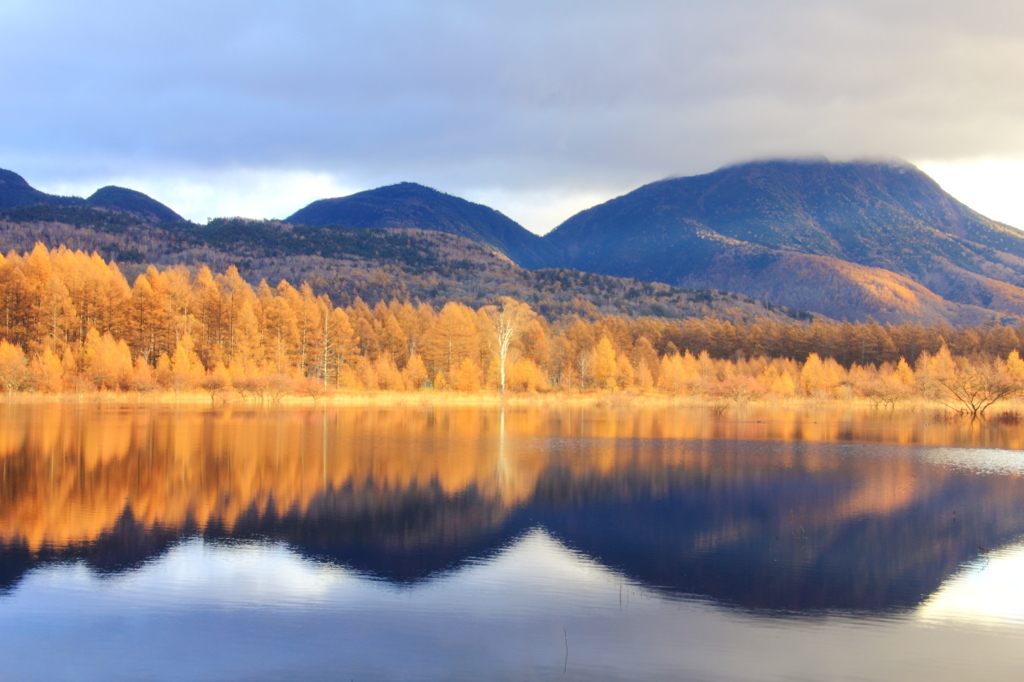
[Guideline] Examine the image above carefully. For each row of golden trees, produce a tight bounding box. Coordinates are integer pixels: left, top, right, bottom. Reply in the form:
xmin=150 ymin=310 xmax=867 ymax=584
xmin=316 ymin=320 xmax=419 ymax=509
xmin=1 ymin=244 xmax=1024 ymax=414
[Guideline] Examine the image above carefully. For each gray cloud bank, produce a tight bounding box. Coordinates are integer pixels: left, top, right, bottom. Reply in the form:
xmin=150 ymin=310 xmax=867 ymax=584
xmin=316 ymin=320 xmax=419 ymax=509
xmin=2 ymin=1 xmax=1024 ymax=230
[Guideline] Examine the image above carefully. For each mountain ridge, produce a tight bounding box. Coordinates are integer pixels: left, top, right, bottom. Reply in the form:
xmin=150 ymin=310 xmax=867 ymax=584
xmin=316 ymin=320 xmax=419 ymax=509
xmin=86 ymin=186 xmax=183 ymax=222
xmin=6 ymin=159 xmax=1024 ymax=325
xmin=543 ymin=158 xmax=1024 ymax=323
xmin=0 ymin=169 xmax=82 ymax=209
xmin=286 ymin=181 xmax=557 ymax=269
xmin=0 ymin=207 xmax=809 ymax=324
xmin=0 ymin=168 xmax=181 ymax=221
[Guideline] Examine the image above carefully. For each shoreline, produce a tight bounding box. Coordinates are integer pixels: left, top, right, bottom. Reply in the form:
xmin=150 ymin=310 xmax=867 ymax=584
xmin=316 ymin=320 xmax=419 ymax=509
xmin=3 ymin=389 xmax=1021 ymax=416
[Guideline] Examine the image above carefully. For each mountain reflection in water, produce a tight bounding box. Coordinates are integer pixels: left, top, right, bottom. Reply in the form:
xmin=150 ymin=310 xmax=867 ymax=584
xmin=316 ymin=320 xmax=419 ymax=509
xmin=3 ymin=403 xmax=1024 ymax=619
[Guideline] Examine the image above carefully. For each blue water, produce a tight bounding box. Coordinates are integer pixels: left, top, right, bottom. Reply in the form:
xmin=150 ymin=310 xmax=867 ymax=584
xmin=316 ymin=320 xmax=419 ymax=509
xmin=2 ymin=405 xmax=1024 ymax=681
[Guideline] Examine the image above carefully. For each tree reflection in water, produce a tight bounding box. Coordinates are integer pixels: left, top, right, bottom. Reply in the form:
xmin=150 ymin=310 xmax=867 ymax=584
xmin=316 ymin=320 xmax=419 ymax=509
xmin=2 ymin=403 xmax=1024 ymax=615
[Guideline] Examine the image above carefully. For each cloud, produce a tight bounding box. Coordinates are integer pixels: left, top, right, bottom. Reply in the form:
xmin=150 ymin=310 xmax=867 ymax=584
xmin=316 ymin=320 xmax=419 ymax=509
xmin=3 ymin=1 xmax=1024 ymax=232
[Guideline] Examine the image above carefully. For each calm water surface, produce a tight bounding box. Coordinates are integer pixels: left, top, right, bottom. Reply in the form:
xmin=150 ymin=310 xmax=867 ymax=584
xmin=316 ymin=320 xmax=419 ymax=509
xmin=2 ymin=403 xmax=1024 ymax=681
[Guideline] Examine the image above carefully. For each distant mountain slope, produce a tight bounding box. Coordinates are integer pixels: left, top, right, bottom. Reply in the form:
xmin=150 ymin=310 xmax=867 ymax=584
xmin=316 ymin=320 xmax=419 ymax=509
xmin=8 ymin=160 xmax=1024 ymax=325
xmin=0 ymin=169 xmax=82 ymax=208
xmin=692 ymin=251 xmax=994 ymax=325
xmin=544 ymin=159 xmax=1024 ymax=322
xmin=0 ymin=169 xmax=181 ymax=221
xmin=286 ymin=182 xmax=557 ymax=269
xmin=86 ymin=186 xmax=182 ymax=222
xmin=0 ymin=207 xmax=811 ymax=324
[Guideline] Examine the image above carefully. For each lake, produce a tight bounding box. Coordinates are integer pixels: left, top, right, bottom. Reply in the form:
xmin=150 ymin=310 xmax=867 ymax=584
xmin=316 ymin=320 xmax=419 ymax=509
xmin=2 ymin=403 xmax=1024 ymax=681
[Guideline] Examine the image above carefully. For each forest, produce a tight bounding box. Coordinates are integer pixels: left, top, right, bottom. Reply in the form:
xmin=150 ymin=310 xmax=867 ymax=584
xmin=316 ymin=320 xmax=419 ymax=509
xmin=0 ymin=209 xmax=812 ymax=322
xmin=1 ymin=244 xmax=1024 ymax=416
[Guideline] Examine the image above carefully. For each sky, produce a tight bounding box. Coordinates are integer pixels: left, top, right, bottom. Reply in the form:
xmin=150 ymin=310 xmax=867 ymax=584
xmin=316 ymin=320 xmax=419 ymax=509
xmin=3 ymin=0 xmax=1024 ymax=234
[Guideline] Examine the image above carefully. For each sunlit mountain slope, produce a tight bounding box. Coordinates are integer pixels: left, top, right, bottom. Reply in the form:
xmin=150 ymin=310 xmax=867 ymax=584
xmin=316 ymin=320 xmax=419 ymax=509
xmin=544 ymin=159 xmax=1024 ymax=322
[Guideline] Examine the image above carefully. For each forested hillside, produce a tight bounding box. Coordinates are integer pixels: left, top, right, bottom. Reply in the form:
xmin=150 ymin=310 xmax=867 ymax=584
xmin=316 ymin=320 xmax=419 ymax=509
xmin=544 ymin=159 xmax=1024 ymax=323
xmin=287 ymin=182 xmax=557 ymax=268
xmin=0 ymin=207 xmax=806 ymax=323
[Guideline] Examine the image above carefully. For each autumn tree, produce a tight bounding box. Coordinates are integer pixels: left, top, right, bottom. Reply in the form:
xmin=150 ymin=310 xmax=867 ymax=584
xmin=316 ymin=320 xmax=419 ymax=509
xmin=402 ymin=353 xmax=428 ymax=390
xmin=200 ymin=363 xmax=232 ymax=405
xmin=81 ymin=328 xmax=133 ymax=390
xmin=508 ymin=358 xmax=548 ymax=392
xmin=657 ymin=353 xmax=686 ymax=395
xmin=635 ymin=359 xmax=654 ymax=391
xmin=314 ymin=304 xmax=357 ymax=387
xmin=933 ymin=353 xmax=1021 ymax=418
xmin=591 ymin=337 xmax=618 ymax=389
xmin=129 ymin=271 xmax=172 ymax=363
xmin=374 ymin=355 xmax=405 ymax=390
xmin=375 ymin=301 xmax=409 ymax=367
xmin=422 ymin=302 xmax=479 ymax=381
xmin=29 ymin=347 xmax=63 ymax=393
xmin=230 ymin=297 xmax=264 ymax=375
xmin=349 ymin=298 xmax=379 ymax=360
xmin=0 ymin=252 xmax=30 ymax=345
xmin=630 ymin=337 xmax=659 ymax=385
xmin=193 ymin=266 xmax=226 ymax=364
xmin=485 ymin=297 xmax=535 ymax=393
xmin=27 ymin=246 xmax=78 ymax=352
xmin=170 ymin=332 xmax=205 ymax=392
xmin=450 ymin=357 xmax=482 ymax=392
xmin=261 ymin=284 xmax=298 ymax=373
xmin=0 ymin=340 xmax=30 ymax=395
xmin=130 ymin=355 xmax=157 ymax=393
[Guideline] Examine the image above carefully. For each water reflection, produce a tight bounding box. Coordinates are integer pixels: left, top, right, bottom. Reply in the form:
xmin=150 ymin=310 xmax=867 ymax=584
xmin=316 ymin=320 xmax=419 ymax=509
xmin=2 ymin=403 xmax=1024 ymax=615
xmin=4 ymin=530 xmax=1024 ymax=682
xmin=917 ymin=540 xmax=1024 ymax=628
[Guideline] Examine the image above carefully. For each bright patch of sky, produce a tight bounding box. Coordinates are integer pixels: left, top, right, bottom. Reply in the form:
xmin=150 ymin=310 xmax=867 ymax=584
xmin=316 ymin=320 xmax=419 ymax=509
xmin=916 ymin=160 xmax=1024 ymax=230
xmin=46 ymin=169 xmax=360 ymax=224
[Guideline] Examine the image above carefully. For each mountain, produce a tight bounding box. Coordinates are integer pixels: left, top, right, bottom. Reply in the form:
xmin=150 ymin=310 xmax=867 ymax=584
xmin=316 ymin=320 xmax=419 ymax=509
xmin=8 ymin=159 xmax=1024 ymax=325
xmin=0 ymin=169 xmax=181 ymax=221
xmin=86 ymin=186 xmax=182 ymax=222
xmin=0 ymin=207 xmax=810 ymax=323
xmin=286 ymin=182 xmax=557 ymax=269
xmin=544 ymin=159 xmax=1024 ymax=323
xmin=0 ymin=169 xmax=82 ymax=209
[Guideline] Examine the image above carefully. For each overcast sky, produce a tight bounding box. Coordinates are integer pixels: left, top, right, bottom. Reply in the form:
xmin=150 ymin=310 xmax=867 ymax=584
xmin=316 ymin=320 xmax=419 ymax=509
xmin=3 ymin=0 xmax=1024 ymax=233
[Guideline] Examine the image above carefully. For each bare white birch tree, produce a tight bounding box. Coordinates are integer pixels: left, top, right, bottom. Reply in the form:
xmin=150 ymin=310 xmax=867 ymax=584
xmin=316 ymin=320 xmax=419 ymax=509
xmin=487 ymin=297 xmax=534 ymax=394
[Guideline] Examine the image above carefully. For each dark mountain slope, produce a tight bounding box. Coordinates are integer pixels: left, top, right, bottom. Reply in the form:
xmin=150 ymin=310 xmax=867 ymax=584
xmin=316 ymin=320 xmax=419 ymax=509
xmin=0 ymin=169 xmax=82 ymax=208
xmin=86 ymin=186 xmax=182 ymax=222
xmin=544 ymin=159 xmax=1024 ymax=322
xmin=0 ymin=169 xmax=181 ymax=222
xmin=286 ymin=182 xmax=557 ymax=269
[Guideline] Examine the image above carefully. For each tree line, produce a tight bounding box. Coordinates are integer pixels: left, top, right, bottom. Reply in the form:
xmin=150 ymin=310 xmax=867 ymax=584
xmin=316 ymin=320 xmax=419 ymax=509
xmin=1 ymin=244 xmax=1023 ymax=415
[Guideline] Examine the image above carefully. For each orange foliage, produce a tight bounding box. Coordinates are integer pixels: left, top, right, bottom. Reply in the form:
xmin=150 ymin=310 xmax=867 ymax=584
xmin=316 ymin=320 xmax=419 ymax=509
xmin=1 ymin=244 xmax=1024 ymax=406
